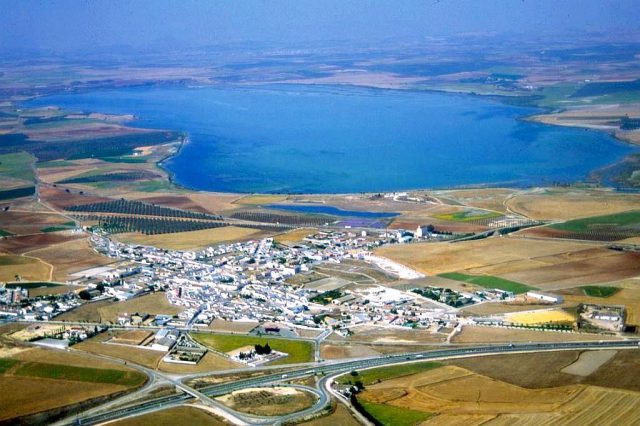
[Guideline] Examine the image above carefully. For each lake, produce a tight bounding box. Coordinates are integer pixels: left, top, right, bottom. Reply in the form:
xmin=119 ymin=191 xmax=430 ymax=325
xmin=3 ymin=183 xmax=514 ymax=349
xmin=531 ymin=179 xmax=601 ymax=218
xmin=25 ymin=85 xmax=636 ymax=193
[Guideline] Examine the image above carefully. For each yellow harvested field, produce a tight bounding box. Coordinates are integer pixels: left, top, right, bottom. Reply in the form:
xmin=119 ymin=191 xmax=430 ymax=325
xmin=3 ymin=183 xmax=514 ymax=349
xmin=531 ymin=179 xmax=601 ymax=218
xmin=96 ymin=292 xmax=182 ymax=323
xmin=505 ymin=309 xmax=575 ymax=325
xmin=452 ymin=325 xmax=620 ymax=344
xmin=505 ymin=189 xmax=640 ymax=221
xmin=235 ymin=194 xmax=287 ymax=205
xmin=117 ymin=226 xmax=265 ymax=250
xmin=273 ymin=227 xmax=317 ymax=244
xmin=111 ymin=330 xmax=153 ymax=345
xmin=0 ymin=255 xmax=52 ymax=282
xmin=26 ymin=237 xmax=116 ymax=280
xmin=376 ymin=237 xmax=596 ymax=276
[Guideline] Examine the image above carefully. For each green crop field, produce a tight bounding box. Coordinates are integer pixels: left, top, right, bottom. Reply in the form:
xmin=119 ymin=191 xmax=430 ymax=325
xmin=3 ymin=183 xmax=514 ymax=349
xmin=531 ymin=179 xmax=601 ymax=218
xmin=191 ymin=333 xmax=314 ymax=365
xmin=14 ymin=361 xmax=146 ymax=386
xmin=41 ymin=222 xmax=76 ymax=233
xmin=439 ymin=272 xmax=534 ymax=294
xmin=338 ymin=362 xmax=442 ymax=386
xmin=551 ymin=211 xmax=640 ymax=233
xmin=433 ymin=210 xmax=502 ymax=222
xmin=582 ymin=286 xmax=621 ymax=298
xmin=0 ymin=358 xmax=19 ymax=374
xmin=0 ymin=152 xmax=35 ymax=182
xmin=359 ymin=401 xmax=433 ymax=426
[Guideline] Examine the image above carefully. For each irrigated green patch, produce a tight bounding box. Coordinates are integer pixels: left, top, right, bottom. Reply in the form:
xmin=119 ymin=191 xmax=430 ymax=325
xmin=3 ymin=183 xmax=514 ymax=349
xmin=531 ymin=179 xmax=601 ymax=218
xmin=359 ymin=401 xmax=433 ymax=426
xmin=0 ymin=229 xmax=13 ymax=237
xmin=433 ymin=210 xmax=501 ymax=222
xmin=582 ymin=286 xmax=621 ymax=298
xmin=0 ymin=152 xmax=35 ymax=182
xmin=338 ymin=362 xmax=442 ymax=386
xmin=14 ymin=362 xmax=146 ymax=387
xmin=0 ymin=186 xmax=35 ymax=201
xmin=191 ymin=333 xmax=314 ymax=365
xmin=551 ymin=210 xmax=640 ymax=233
xmin=439 ymin=272 xmax=534 ymax=294
xmin=41 ymin=222 xmax=76 ymax=233
xmin=37 ymin=160 xmax=76 ymax=168
xmin=0 ymin=358 xmax=19 ymax=374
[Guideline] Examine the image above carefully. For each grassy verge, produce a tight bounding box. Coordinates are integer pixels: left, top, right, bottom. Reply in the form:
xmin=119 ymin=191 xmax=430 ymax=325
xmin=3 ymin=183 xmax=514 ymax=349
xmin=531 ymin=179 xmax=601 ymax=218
xmin=191 ymin=333 xmax=314 ymax=365
xmin=359 ymin=401 xmax=433 ymax=426
xmin=582 ymin=286 xmax=621 ymax=298
xmin=551 ymin=210 xmax=640 ymax=233
xmin=439 ymin=272 xmax=533 ymax=294
xmin=338 ymin=362 xmax=442 ymax=386
xmin=14 ymin=362 xmax=146 ymax=386
xmin=0 ymin=358 xmax=19 ymax=374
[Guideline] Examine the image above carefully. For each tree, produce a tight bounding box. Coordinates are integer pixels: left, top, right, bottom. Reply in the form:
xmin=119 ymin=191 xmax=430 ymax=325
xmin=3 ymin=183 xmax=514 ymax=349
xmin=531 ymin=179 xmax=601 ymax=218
xmin=78 ymin=290 xmax=92 ymax=300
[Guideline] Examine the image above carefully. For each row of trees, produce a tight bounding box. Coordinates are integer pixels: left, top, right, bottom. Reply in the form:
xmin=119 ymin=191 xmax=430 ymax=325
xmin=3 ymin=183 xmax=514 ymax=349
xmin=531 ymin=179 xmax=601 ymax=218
xmin=231 ymin=211 xmax=332 ymax=226
xmin=66 ymin=199 xmax=223 ymax=220
xmin=74 ymin=214 xmax=229 ymax=235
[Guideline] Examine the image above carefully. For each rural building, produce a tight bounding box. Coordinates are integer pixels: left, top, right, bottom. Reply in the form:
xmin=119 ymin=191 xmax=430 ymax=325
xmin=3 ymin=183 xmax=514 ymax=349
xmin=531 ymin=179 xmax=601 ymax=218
xmin=526 ymin=291 xmax=564 ymax=304
xmin=151 ymin=328 xmax=180 ymax=351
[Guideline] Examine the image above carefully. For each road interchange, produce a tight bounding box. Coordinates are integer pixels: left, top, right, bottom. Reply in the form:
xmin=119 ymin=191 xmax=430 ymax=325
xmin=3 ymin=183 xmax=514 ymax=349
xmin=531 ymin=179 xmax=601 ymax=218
xmin=64 ymin=339 xmax=640 ymax=426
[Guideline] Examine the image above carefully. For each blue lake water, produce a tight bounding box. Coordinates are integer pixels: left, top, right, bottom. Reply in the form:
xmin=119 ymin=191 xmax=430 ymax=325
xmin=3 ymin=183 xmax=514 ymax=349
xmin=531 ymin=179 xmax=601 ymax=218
xmin=265 ymin=204 xmax=399 ymax=218
xmin=25 ymin=85 xmax=636 ymax=193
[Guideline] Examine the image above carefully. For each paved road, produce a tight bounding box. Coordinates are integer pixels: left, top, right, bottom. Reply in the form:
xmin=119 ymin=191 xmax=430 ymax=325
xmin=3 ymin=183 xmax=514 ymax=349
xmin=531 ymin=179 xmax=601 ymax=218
xmin=67 ymin=339 xmax=639 ymax=425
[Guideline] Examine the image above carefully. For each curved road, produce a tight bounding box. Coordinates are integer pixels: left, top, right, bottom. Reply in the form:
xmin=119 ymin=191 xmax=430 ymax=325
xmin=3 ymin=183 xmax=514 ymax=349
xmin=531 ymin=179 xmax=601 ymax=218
xmin=69 ymin=339 xmax=640 ymax=425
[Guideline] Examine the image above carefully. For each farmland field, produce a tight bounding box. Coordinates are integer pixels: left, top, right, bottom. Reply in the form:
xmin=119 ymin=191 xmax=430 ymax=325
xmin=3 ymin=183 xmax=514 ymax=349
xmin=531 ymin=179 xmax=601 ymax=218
xmin=0 ymin=254 xmax=52 ymax=281
xmin=116 ymin=225 xmax=265 ymax=250
xmin=377 ymin=237 xmax=640 ymax=290
xmin=96 ymin=292 xmax=183 ymax=323
xmin=356 ymin=360 xmax=640 ymax=425
xmin=337 ymin=362 xmax=442 ymax=386
xmin=111 ymin=406 xmax=226 ymax=426
xmin=192 ymin=333 xmax=314 ymax=365
xmin=359 ymin=400 xmax=433 ymax=426
xmin=300 ymin=404 xmax=360 ymax=426
xmin=452 ymin=325 xmax=620 ymax=344
xmin=581 ymin=285 xmax=621 ymax=298
xmin=504 ymin=309 xmax=576 ymax=325
xmin=439 ymin=272 xmax=533 ymax=294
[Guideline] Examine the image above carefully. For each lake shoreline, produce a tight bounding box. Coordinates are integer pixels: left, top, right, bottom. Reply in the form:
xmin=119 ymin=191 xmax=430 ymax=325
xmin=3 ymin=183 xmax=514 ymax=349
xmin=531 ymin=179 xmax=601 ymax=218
xmin=22 ymin=81 xmax=639 ymax=195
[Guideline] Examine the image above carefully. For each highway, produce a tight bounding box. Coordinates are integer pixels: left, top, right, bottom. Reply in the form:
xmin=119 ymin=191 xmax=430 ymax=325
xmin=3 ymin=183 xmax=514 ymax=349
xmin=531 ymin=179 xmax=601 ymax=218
xmin=68 ymin=339 xmax=640 ymax=426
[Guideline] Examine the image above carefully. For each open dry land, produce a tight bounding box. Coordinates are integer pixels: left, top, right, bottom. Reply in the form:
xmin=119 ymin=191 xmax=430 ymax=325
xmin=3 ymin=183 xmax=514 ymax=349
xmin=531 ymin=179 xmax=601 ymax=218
xmin=216 ymin=387 xmax=317 ymax=416
xmin=376 ymin=236 xmax=640 ymax=290
xmin=452 ymin=325 xmax=620 ymax=344
xmin=159 ymin=351 xmax=239 ymax=374
xmin=357 ymin=358 xmax=640 ymax=426
xmin=330 ymin=325 xmax=447 ymax=345
xmin=110 ymin=405 xmax=227 ymax=426
xmin=73 ymin=331 xmax=164 ymax=369
xmin=320 ymin=343 xmax=382 ymax=360
xmin=505 ymin=188 xmax=640 ymax=221
xmin=96 ymin=292 xmax=183 ymax=323
xmin=273 ymin=227 xmax=317 ymax=245
xmin=300 ymin=403 xmax=361 ymax=426
xmin=0 ymin=347 xmax=145 ymax=423
xmin=116 ymin=226 xmax=266 ymax=250
xmin=25 ymin=236 xmax=117 ymax=280
xmin=0 ymin=254 xmax=52 ymax=281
